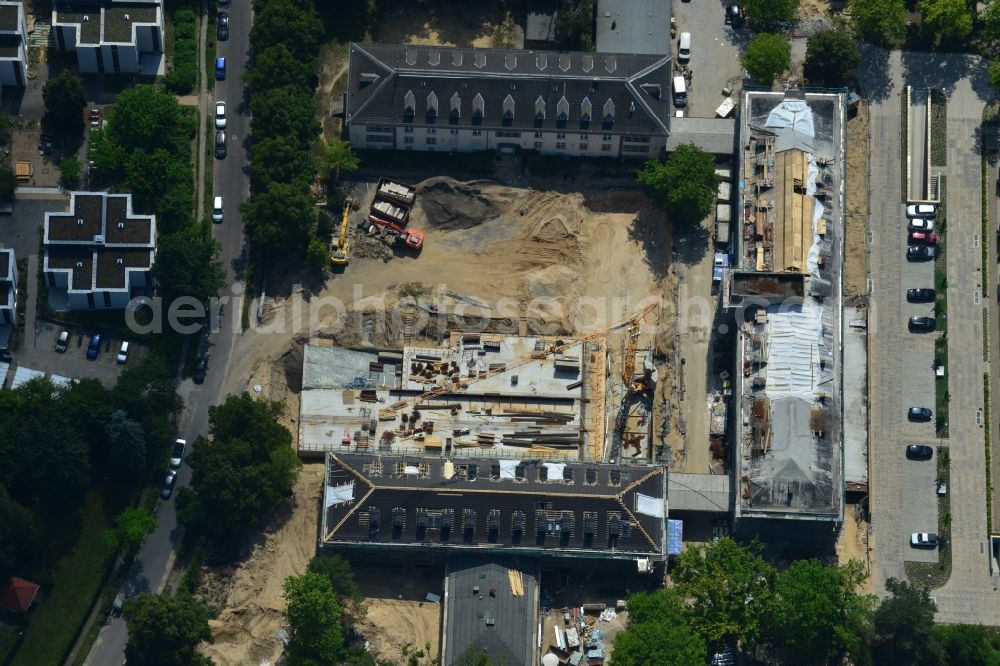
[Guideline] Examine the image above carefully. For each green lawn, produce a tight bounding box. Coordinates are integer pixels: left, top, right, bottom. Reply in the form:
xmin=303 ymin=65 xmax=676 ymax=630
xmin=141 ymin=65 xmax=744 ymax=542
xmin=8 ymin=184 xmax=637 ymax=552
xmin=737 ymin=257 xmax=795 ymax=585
xmin=11 ymin=491 xmax=116 ymax=666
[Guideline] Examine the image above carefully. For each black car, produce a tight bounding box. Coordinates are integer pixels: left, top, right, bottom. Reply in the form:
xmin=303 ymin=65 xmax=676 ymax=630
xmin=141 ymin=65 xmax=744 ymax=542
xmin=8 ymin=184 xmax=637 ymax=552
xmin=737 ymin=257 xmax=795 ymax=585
xmin=907 ymin=245 xmax=935 ymax=261
xmin=906 ymin=444 xmax=933 ymax=460
xmin=906 ymin=288 xmax=935 ymax=303
xmin=215 ymin=130 xmax=227 ymax=159
xmin=725 ymin=5 xmax=743 ymax=27
xmin=193 ymin=358 xmax=207 ymax=384
xmin=217 ymin=12 xmax=229 ymax=40
xmin=908 ymin=406 xmax=933 ymax=421
xmin=909 ymin=316 xmax=936 ymax=332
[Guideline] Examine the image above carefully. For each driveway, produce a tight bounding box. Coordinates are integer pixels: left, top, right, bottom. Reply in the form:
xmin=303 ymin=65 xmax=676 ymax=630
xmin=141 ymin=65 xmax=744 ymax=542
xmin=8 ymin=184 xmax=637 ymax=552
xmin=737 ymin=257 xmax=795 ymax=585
xmin=671 ymin=0 xmax=746 ymax=118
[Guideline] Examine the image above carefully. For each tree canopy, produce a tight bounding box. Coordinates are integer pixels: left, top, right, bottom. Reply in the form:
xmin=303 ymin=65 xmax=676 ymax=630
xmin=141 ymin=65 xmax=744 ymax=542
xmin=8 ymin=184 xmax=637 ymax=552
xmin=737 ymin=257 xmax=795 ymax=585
xmin=152 ymin=224 xmax=226 ymax=306
xmin=124 ymin=592 xmax=213 ymax=666
xmin=850 ymin=0 xmax=907 ymax=44
xmin=42 ymin=71 xmax=86 ymax=136
xmin=283 ymin=572 xmax=347 ymax=666
xmin=983 ymin=2 xmax=1000 ymax=47
xmin=103 ymin=506 xmax=156 ymax=557
xmin=320 ymin=137 xmax=360 ymax=182
xmin=637 ymin=144 xmax=720 ymax=226
xmin=308 ymin=553 xmax=362 ymax=605
xmin=871 ymin=577 xmax=941 ymax=665
xmin=106 ymin=409 xmax=147 ymax=484
xmin=177 ymin=394 xmax=299 ymax=541
xmin=744 ymin=0 xmax=800 ymax=27
xmin=919 ymin=0 xmax=973 ymax=43
xmin=803 ymin=30 xmax=861 ymax=87
xmin=555 ymin=0 xmax=596 ymax=49
xmin=743 ymin=33 xmax=791 ymax=85
xmin=609 ymin=590 xmax=707 ymax=666
xmin=250 ymin=0 xmax=325 ymax=62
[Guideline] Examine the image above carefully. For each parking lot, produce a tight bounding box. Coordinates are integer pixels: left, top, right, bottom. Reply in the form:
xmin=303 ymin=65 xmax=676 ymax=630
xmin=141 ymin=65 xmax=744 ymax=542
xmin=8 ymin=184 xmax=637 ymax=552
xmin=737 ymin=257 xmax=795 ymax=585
xmin=902 ymin=445 xmax=941 ymax=564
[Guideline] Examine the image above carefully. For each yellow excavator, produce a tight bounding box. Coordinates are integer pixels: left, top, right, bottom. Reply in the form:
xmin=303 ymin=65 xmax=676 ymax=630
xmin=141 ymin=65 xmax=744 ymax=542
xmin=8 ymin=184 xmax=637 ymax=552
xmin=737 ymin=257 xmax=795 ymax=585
xmin=331 ymin=200 xmax=351 ymax=266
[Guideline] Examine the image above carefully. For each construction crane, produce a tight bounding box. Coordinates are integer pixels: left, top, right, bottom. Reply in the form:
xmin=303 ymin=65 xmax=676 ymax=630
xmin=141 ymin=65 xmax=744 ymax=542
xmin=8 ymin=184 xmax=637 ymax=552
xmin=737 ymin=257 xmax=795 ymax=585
xmin=331 ymin=200 xmax=351 ymax=266
xmin=378 ymin=302 xmax=658 ymax=419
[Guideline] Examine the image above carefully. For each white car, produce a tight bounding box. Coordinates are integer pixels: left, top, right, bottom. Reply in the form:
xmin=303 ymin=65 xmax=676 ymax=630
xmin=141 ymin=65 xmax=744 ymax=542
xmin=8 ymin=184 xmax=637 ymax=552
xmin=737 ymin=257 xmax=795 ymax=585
xmin=212 ymin=196 xmax=224 ymax=223
xmin=169 ymin=438 xmax=187 ymax=469
xmin=116 ymin=341 xmax=130 ymax=364
xmin=910 ymin=532 xmax=938 ymax=548
xmin=906 ymin=203 xmax=936 ymax=218
xmin=908 ymin=218 xmax=933 ymax=232
xmin=215 ymin=101 xmax=226 ymax=129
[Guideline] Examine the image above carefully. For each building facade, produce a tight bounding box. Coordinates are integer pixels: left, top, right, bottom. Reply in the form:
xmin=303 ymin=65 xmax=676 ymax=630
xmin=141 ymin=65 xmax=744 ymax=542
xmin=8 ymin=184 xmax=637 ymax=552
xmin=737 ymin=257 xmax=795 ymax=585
xmin=43 ymin=192 xmax=155 ymax=311
xmin=53 ymin=0 xmax=162 ymax=74
xmin=0 ymin=248 xmax=16 ymax=326
xmin=0 ymin=2 xmax=27 ymax=90
xmin=345 ymin=43 xmax=672 ymax=159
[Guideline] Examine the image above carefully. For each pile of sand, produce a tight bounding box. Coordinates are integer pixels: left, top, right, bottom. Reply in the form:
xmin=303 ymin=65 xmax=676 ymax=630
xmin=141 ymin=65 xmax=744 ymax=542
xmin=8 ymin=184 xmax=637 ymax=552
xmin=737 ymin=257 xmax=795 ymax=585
xmin=413 ymin=177 xmax=516 ymax=229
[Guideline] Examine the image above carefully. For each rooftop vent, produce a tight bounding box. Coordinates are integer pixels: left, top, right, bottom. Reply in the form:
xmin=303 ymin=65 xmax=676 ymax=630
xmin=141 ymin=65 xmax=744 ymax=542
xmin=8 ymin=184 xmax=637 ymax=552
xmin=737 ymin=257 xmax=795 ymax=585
xmin=83 ymin=15 xmax=90 ymax=21
xmin=115 ymin=257 xmax=123 ymax=265
xmin=75 ymin=261 xmax=83 ymax=268
xmin=93 ymin=234 xmax=104 ymax=243
xmin=117 ymin=221 xmax=125 ymax=229
xmin=76 ymin=218 xmax=84 ymax=225
xmin=359 ymin=72 xmax=379 ymax=89
xmin=124 ymin=13 xmax=130 ymax=20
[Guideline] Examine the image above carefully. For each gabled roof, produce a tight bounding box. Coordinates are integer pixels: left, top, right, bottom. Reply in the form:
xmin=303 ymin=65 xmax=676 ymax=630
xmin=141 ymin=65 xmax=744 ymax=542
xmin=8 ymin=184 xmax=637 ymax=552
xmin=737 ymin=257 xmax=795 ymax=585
xmin=321 ymin=453 xmax=666 ymax=558
xmin=0 ymin=576 xmax=39 ymax=612
xmin=346 ymin=43 xmax=672 ymax=136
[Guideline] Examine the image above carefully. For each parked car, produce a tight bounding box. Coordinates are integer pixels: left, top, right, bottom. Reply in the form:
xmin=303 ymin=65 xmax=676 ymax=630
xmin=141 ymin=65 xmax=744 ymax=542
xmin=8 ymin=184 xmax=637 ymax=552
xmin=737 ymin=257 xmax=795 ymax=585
xmin=908 ymin=231 xmax=937 ymax=245
xmin=160 ymin=470 xmax=178 ymax=500
xmin=112 ymin=592 xmax=125 ymax=617
xmin=55 ymin=330 xmax=69 ymax=353
xmin=678 ymin=32 xmax=691 ymax=64
xmin=910 ymin=532 xmax=938 ymax=548
xmin=217 ymin=11 xmax=229 ymax=40
xmin=906 ymin=288 xmax=935 ymax=303
xmin=215 ymin=56 xmax=226 ymax=80
xmin=908 ymin=406 xmax=933 ymax=421
xmin=169 ymin=438 xmax=187 ymax=469
xmin=908 ymin=218 xmax=934 ymax=232
xmin=909 ymin=316 xmax=936 ymax=332
xmin=215 ymin=130 xmax=227 ymax=159
xmin=907 ymin=245 xmax=936 ymax=261
xmin=215 ymin=101 xmax=226 ymax=129
xmin=906 ymin=444 xmax=933 ymax=460
xmin=725 ymin=4 xmax=743 ymax=27
xmin=116 ymin=341 xmax=130 ymax=364
xmin=86 ymin=333 xmax=102 ymax=359
xmin=906 ymin=203 xmax=937 ymax=218
xmin=193 ymin=358 xmax=207 ymax=384
xmin=212 ymin=196 xmax=224 ymax=223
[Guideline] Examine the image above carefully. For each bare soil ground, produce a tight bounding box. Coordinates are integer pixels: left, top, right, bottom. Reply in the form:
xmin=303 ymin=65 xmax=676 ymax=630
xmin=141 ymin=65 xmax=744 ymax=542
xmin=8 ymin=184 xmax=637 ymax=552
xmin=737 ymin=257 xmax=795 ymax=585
xmin=845 ymin=104 xmax=870 ymax=300
xmin=375 ymin=0 xmax=506 ymax=48
xmin=837 ymin=506 xmax=874 ymax=595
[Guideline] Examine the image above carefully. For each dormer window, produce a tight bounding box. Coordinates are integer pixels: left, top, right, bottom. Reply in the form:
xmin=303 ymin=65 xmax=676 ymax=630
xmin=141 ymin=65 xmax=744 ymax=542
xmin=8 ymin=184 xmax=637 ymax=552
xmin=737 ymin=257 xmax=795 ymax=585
xmin=472 ymin=93 xmax=484 ymax=126
xmin=426 ymin=91 xmax=438 ymax=124
xmin=556 ymin=96 xmax=569 ymax=129
xmin=505 ymin=54 xmax=517 ymax=70
xmin=502 ymin=94 xmax=514 ymax=127
xmin=580 ymin=97 xmax=592 ymax=130
xmin=428 ymin=51 xmax=441 ymax=66
xmin=582 ymin=55 xmax=593 ymax=73
xmin=603 ymin=99 xmax=615 ymax=130
xmin=559 ymin=55 xmax=570 ymax=72
xmin=534 ymin=96 xmax=545 ymax=128
xmin=604 ymin=55 xmax=617 ymax=73
xmin=474 ymin=53 xmax=486 ymax=68
xmin=452 ymin=52 xmax=463 ymax=67
xmin=403 ymin=90 xmax=415 ymax=123
xmin=405 ymin=50 xmax=417 ymax=66
xmin=449 ymin=92 xmax=461 ymax=125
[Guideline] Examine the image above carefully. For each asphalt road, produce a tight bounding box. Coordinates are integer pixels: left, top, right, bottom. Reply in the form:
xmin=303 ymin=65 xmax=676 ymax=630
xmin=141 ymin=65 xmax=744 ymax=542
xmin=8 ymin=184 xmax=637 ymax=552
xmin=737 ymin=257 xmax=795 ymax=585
xmin=83 ymin=5 xmax=251 ymax=663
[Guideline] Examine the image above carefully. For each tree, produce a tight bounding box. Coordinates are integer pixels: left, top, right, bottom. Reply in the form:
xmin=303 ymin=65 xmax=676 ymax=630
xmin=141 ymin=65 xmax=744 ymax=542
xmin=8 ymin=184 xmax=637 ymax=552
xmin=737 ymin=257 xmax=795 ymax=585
xmin=250 ymin=0 xmax=325 ymax=62
xmin=990 ymin=61 xmax=1000 ymax=97
xmin=0 ymin=486 xmax=43 ymax=582
xmin=803 ymin=30 xmax=861 ymax=87
xmin=768 ymin=559 xmax=874 ymax=664
xmin=743 ymin=33 xmax=791 ymax=86
xmin=609 ymin=590 xmax=707 ymax=666
xmin=103 ymin=506 xmax=156 ymax=557
xmin=919 ymin=0 xmax=972 ymax=42
xmin=671 ymin=537 xmax=775 ymax=649
xmin=178 ymin=394 xmax=299 ymax=539
xmin=42 ymin=71 xmax=86 ymax=135
xmin=850 ymin=0 xmax=907 ymax=44
xmin=124 ymin=592 xmax=213 ymax=666
xmin=153 ymin=225 xmax=226 ymax=305
xmin=106 ymin=409 xmax=147 ymax=484
xmin=319 ymin=137 xmax=360 ymax=182
xmin=0 ymin=167 xmax=15 ymax=199
xmin=454 ymin=647 xmax=498 ymax=666
xmin=555 ymin=0 xmax=596 ymax=49
xmin=250 ymin=135 xmax=313 ymax=190
xmin=306 ymin=238 xmax=329 ymax=272
xmin=125 ymin=147 xmax=192 ymax=217
xmin=308 ymin=554 xmax=362 ymax=605
xmin=87 ymin=126 xmax=128 ymax=185
xmin=112 ymin=355 xmax=182 ymax=420
xmin=934 ymin=624 xmax=1000 ymax=665
xmin=983 ymin=2 xmax=1000 ymax=46
xmin=744 ymin=0 xmax=800 ymax=27
xmin=250 ymin=86 xmax=320 ymax=148
xmin=871 ymin=578 xmax=942 ymax=665
xmin=637 ymin=144 xmax=720 ymax=227
xmin=59 ymin=158 xmax=81 ymax=189
xmin=241 ymin=181 xmax=315 ymax=255
xmin=107 ymin=85 xmax=194 ymax=156
xmin=246 ymin=43 xmax=312 ymax=92
xmin=283 ymin=573 xmax=346 ymax=666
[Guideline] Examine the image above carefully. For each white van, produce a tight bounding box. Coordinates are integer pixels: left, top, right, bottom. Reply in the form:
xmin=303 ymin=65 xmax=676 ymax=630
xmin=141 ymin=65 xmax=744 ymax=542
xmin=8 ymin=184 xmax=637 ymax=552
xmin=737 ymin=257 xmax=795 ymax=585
xmin=212 ymin=196 xmax=223 ymax=223
xmin=672 ymin=75 xmax=688 ymax=108
xmin=678 ymin=32 xmax=691 ymax=63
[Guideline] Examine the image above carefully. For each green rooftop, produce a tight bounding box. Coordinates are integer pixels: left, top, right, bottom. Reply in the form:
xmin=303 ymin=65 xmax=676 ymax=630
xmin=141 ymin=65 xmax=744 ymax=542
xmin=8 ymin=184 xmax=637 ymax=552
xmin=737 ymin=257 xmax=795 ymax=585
xmin=56 ymin=7 xmax=102 ymax=45
xmin=103 ymin=5 xmax=157 ymax=44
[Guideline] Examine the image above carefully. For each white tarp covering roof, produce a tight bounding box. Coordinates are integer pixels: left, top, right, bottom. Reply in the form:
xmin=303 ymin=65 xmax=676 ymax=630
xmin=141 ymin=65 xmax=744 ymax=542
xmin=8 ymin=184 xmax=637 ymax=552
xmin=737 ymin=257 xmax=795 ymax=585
xmin=49 ymin=374 xmax=74 ymax=387
xmin=10 ymin=366 xmax=45 ymax=389
xmin=499 ymin=460 xmax=520 ymax=479
xmin=765 ymin=100 xmax=815 ymax=137
xmin=765 ymin=304 xmax=822 ymax=398
xmin=542 ymin=462 xmax=566 ymax=480
xmin=635 ymin=493 xmax=664 ymax=517
xmin=324 ymin=483 xmax=354 ymax=510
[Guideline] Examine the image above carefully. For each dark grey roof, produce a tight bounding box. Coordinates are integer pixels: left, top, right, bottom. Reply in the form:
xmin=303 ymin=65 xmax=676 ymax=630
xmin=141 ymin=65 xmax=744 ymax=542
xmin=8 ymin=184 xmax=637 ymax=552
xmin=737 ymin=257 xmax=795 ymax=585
xmin=346 ymin=43 xmax=672 ymax=136
xmin=444 ymin=558 xmax=537 ymax=666
xmin=322 ymin=453 xmax=666 ymax=558
xmin=525 ymin=5 xmax=557 ymax=43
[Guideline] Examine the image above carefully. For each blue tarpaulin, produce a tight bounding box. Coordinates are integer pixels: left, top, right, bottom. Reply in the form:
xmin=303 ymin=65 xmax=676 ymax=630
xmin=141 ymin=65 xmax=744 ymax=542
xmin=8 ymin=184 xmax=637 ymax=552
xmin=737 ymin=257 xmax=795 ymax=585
xmin=667 ymin=519 xmax=683 ymax=555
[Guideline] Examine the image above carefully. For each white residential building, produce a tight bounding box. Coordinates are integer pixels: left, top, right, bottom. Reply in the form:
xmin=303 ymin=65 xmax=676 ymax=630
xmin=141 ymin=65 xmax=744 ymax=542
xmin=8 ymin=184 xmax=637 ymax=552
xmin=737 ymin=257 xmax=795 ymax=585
xmin=43 ymin=192 xmax=155 ymax=311
xmin=0 ymin=2 xmax=27 ymax=91
xmin=52 ymin=0 xmax=162 ymax=74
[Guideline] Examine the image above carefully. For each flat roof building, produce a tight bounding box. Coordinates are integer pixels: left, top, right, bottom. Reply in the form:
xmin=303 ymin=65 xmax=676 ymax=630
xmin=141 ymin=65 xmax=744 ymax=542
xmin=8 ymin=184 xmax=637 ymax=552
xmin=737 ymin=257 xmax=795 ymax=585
xmin=43 ymin=192 xmax=155 ymax=311
xmin=53 ymin=0 xmax=163 ymax=75
xmin=345 ymin=42 xmax=672 ymax=160
xmin=0 ymin=2 xmax=27 ymax=93
xmin=320 ymin=452 xmax=666 ymax=560
xmin=728 ymin=91 xmax=846 ymax=524
xmin=595 ymin=0 xmax=670 ymax=55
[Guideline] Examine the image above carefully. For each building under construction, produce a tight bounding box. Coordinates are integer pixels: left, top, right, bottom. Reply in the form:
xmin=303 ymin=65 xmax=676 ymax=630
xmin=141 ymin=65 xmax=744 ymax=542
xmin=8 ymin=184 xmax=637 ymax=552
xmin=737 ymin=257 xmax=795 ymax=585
xmin=727 ymin=90 xmax=846 ymax=526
